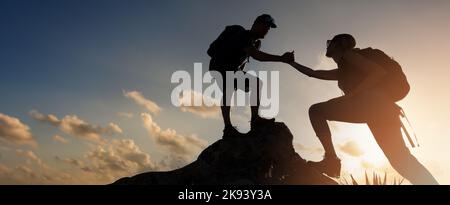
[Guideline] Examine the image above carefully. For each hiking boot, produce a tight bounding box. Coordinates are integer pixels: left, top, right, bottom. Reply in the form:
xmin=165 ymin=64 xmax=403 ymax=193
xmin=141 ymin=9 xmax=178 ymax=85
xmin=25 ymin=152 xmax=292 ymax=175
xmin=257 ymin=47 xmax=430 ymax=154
xmin=222 ymin=126 xmax=246 ymax=139
xmin=250 ymin=116 xmax=275 ymax=130
xmin=307 ymin=156 xmax=341 ymax=178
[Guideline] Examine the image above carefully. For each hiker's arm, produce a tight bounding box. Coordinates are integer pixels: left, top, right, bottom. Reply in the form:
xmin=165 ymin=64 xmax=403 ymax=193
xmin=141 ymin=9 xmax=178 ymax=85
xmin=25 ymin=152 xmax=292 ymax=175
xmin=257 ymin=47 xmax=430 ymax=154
xmin=343 ymin=50 xmax=386 ymax=96
xmin=289 ymin=62 xmax=338 ymax=81
xmin=244 ymin=46 xmax=292 ymax=62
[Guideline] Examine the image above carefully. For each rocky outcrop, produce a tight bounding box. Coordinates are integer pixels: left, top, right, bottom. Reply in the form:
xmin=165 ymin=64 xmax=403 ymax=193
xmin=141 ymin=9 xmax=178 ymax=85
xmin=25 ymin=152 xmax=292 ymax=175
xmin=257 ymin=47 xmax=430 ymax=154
xmin=113 ymin=122 xmax=336 ymax=185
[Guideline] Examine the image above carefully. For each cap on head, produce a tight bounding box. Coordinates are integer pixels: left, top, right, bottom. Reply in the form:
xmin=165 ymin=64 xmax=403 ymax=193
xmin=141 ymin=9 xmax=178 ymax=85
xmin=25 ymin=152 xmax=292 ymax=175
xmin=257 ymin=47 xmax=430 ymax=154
xmin=331 ymin=34 xmax=356 ymax=49
xmin=254 ymin=14 xmax=277 ymax=28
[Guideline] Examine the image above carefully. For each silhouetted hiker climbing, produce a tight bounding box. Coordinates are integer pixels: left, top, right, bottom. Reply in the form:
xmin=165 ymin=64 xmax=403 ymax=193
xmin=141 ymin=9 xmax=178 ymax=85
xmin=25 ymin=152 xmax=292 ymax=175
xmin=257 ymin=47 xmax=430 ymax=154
xmin=288 ymin=34 xmax=439 ymax=185
xmin=208 ymin=14 xmax=294 ymax=138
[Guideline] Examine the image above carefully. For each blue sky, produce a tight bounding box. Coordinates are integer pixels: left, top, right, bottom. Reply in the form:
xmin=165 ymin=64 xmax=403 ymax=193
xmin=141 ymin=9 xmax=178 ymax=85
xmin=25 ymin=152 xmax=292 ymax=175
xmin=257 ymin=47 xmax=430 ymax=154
xmin=1 ymin=0 xmax=450 ymax=184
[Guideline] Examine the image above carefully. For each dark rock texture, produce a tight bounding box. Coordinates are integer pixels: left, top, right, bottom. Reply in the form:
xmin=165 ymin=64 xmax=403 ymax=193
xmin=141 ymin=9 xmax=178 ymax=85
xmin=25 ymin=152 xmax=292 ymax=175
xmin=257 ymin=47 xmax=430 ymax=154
xmin=113 ymin=122 xmax=337 ymax=185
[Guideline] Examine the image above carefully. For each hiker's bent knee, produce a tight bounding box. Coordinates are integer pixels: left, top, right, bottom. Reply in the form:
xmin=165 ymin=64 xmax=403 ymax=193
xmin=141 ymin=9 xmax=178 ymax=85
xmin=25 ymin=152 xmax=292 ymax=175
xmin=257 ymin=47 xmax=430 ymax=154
xmin=309 ymin=103 xmax=326 ymax=118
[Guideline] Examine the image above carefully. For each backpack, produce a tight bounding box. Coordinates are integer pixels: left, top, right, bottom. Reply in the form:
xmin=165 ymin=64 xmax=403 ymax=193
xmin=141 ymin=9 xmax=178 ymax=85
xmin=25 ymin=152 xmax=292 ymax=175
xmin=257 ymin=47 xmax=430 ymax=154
xmin=207 ymin=25 xmax=246 ymax=58
xmin=340 ymin=48 xmax=410 ymax=102
xmin=207 ymin=25 xmax=253 ymax=72
xmin=341 ymin=48 xmax=419 ymax=148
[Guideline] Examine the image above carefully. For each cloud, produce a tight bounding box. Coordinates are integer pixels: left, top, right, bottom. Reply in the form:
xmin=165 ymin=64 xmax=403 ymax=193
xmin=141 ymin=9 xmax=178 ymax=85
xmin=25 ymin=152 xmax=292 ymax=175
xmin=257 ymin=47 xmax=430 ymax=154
xmin=0 ymin=113 xmax=37 ymax=146
xmin=361 ymin=160 xmax=376 ymax=169
xmin=122 ymin=90 xmax=209 ymax=169
xmin=2 ymin=139 xmax=157 ymax=184
xmin=294 ymin=143 xmax=323 ymax=153
xmin=0 ymin=162 xmax=73 ymax=185
xmin=339 ymin=140 xmax=364 ymax=157
xmin=15 ymin=165 xmax=38 ymax=179
xmin=55 ymin=157 xmax=84 ymax=167
xmin=29 ymin=110 xmax=59 ymax=126
xmin=0 ymin=90 xmax=211 ymax=184
xmin=59 ymin=116 xmax=121 ymax=143
xmin=58 ymin=139 xmax=157 ymax=182
xmin=0 ymin=149 xmax=75 ymax=184
xmin=30 ymin=110 xmax=122 ymax=143
xmin=157 ymin=155 xmax=193 ymax=171
xmin=180 ymin=106 xmax=220 ymax=119
xmin=141 ymin=113 xmax=207 ymax=156
xmin=178 ymin=90 xmax=220 ymax=119
xmin=15 ymin=149 xmax=48 ymax=169
xmin=124 ymin=90 xmax=162 ymax=114
xmin=0 ymin=164 xmax=33 ymax=184
xmin=0 ymin=164 xmax=16 ymax=184
xmin=117 ymin=112 xmax=133 ymax=119
xmin=52 ymin=135 xmax=69 ymax=144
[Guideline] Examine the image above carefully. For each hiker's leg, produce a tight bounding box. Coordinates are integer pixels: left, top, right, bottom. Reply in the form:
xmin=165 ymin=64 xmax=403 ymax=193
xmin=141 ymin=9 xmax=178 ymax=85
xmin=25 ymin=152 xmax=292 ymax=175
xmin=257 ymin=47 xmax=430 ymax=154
xmin=309 ymin=97 xmax=367 ymax=158
xmin=369 ymin=119 xmax=439 ymax=185
xmin=220 ymin=71 xmax=233 ymax=128
xmin=221 ymin=105 xmax=232 ymax=128
xmin=248 ymin=75 xmax=262 ymax=120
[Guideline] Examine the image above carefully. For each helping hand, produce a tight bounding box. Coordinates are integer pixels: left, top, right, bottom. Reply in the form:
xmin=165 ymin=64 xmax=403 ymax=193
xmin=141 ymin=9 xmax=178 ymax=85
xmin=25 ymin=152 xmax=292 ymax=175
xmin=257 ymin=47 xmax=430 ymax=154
xmin=281 ymin=51 xmax=295 ymax=63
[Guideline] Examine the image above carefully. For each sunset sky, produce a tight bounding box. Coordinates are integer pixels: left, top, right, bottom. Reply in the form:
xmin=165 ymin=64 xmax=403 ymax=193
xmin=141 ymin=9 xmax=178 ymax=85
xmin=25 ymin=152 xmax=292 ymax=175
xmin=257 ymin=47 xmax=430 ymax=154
xmin=1 ymin=0 xmax=450 ymax=184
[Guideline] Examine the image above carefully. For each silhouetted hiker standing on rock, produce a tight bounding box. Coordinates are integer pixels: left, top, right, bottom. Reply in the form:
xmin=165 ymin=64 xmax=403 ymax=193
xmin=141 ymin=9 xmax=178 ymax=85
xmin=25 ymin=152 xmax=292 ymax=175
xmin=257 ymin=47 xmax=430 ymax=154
xmin=287 ymin=34 xmax=439 ymax=184
xmin=208 ymin=14 xmax=294 ymax=138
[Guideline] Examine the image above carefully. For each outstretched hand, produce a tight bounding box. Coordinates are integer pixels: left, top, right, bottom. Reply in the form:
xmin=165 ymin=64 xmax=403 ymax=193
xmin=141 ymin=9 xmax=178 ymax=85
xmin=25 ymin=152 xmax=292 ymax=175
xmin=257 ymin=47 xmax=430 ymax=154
xmin=281 ymin=51 xmax=295 ymax=63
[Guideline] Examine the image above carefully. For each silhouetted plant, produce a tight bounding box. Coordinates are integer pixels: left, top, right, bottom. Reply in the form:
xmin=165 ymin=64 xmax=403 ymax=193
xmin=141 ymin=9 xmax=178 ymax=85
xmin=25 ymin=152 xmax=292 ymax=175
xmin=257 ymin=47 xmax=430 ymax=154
xmin=340 ymin=171 xmax=404 ymax=185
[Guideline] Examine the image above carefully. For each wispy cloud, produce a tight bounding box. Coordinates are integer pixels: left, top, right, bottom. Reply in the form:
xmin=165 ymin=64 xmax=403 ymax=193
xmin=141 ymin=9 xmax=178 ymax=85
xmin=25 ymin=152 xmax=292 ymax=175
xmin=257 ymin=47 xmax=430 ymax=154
xmin=57 ymin=139 xmax=157 ymax=182
xmin=141 ymin=113 xmax=207 ymax=156
xmin=52 ymin=135 xmax=69 ymax=144
xmin=30 ymin=110 xmax=122 ymax=144
xmin=15 ymin=149 xmax=49 ymax=169
xmin=294 ymin=143 xmax=323 ymax=154
xmin=123 ymin=90 xmax=162 ymax=114
xmin=178 ymin=90 xmax=220 ymax=119
xmin=0 ymin=149 xmax=74 ymax=184
xmin=55 ymin=157 xmax=84 ymax=167
xmin=117 ymin=112 xmax=134 ymax=119
xmin=0 ymin=137 xmax=161 ymax=184
xmin=0 ymin=113 xmax=37 ymax=147
xmin=124 ymin=90 xmax=209 ymax=170
xmin=339 ymin=140 xmax=364 ymax=157
xmin=1 ymin=90 xmax=212 ymax=184
xmin=1 ymin=162 xmax=66 ymax=185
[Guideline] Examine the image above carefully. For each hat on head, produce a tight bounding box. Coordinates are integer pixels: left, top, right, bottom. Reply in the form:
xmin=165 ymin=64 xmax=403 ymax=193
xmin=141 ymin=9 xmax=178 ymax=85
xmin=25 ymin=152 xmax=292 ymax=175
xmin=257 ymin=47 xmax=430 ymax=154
xmin=254 ymin=14 xmax=277 ymax=28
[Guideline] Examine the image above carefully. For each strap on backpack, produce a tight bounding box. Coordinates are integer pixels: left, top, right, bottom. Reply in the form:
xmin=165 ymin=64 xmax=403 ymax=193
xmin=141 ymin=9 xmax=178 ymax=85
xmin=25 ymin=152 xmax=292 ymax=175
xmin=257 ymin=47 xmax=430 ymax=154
xmin=399 ymin=107 xmax=420 ymax=148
